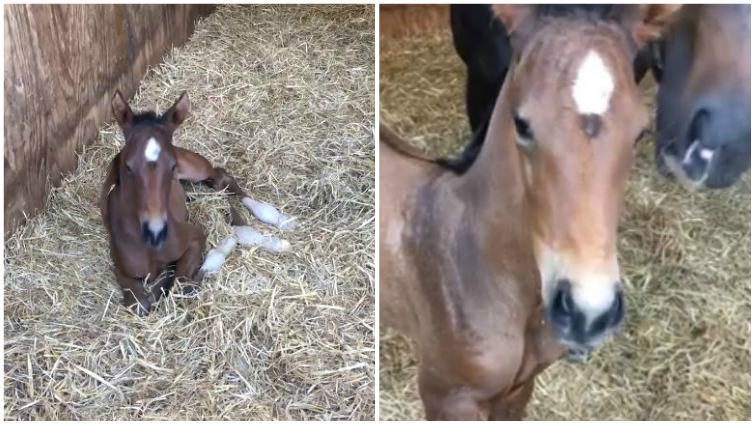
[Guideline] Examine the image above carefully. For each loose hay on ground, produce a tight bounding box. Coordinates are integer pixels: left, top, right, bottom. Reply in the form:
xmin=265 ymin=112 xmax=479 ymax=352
xmin=4 ymin=5 xmax=375 ymax=420
xmin=379 ymin=30 xmax=750 ymax=421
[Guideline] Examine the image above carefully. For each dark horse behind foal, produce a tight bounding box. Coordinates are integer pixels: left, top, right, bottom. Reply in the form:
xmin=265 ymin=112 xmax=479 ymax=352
xmin=448 ymin=4 xmax=751 ymax=189
xmin=101 ymin=91 xmax=270 ymax=316
xmin=652 ymin=5 xmax=751 ymax=189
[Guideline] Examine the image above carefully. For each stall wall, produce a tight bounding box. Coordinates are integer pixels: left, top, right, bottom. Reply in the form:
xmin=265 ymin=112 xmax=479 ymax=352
xmin=4 ymin=4 xmax=215 ymax=234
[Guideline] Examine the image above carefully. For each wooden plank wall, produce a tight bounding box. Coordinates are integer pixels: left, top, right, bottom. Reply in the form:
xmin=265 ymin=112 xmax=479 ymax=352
xmin=4 ymin=4 xmax=215 ymax=235
xmin=379 ymin=5 xmax=450 ymax=38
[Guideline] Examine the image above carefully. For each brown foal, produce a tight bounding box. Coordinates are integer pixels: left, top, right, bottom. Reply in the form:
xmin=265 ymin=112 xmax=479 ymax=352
xmin=101 ymin=91 xmax=255 ymax=316
xmin=380 ymin=4 xmax=680 ymax=420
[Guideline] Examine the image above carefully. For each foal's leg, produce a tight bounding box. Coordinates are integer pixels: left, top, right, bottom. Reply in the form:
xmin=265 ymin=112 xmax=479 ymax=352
xmin=174 ymin=147 xmax=297 ymax=232
xmin=174 ymin=222 xmax=207 ymax=296
xmin=488 ymin=379 xmax=535 ymax=420
xmin=174 ymin=147 xmax=252 ymax=229
xmin=115 ymin=268 xmax=155 ymax=317
xmin=174 ymin=147 xmax=250 ymax=198
xmin=418 ymin=368 xmax=487 ymax=420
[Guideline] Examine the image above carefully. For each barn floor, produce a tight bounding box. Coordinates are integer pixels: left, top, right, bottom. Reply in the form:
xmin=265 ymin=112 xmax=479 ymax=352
xmin=379 ymin=31 xmax=750 ymax=420
xmin=4 ymin=5 xmax=374 ymax=420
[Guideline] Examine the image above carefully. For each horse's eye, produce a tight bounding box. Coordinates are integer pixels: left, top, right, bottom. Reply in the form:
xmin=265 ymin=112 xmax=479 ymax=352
xmin=125 ymin=164 xmax=133 ymax=174
xmin=171 ymin=164 xmax=177 ymax=174
xmin=513 ymin=113 xmax=534 ymax=146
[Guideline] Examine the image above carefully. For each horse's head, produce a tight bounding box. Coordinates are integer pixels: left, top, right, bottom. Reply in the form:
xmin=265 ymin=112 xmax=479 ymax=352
xmin=111 ymin=91 xmax=190 ymax=249
xmin=492 ymin=5 xmax=680 ymax=354
xmin=654 ymin=5 xmax=751 ymax=189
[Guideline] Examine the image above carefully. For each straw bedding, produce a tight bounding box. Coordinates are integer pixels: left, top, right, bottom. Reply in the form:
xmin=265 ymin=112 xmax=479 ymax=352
xmin=4 ymin=5 xmax=374 ymax=420
xmin=379 ymin=31 xmax=750 ymax=420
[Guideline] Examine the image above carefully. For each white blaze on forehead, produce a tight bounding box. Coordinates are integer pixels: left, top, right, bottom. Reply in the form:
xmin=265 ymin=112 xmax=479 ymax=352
xmin=144 ymin=137 xmax=161 ymax=162
xmin=572 ymin=50 xmax=615 ymax=115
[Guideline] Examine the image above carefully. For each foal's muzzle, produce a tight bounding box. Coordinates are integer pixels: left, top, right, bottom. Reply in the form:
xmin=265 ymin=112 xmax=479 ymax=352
xmin=547 ymin=279 xmax=624 ymax=354
xmin=142 ymin=219 xmax=168 ymax=249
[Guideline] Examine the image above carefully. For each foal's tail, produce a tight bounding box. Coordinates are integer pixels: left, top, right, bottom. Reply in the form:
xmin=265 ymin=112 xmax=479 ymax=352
xmin=380 ymin=122 xmax=437 ymax=163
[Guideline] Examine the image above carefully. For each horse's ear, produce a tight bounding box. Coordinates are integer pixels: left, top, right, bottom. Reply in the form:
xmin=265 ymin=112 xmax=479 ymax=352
xmin=618 ymin=4 xmax=682 ymax=47
xmin=491 ymin=5 xmax=537 ymax=52
xmin=491 ymin=5 xmax=536 ymax=36
xmin=161 ymin=91 xmax=190 ymax=127
xmin=111 ymin=90 xmax=133 ymax=128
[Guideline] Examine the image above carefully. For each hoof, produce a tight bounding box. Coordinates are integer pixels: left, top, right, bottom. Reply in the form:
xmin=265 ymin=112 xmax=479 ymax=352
xmin=126 ymin=299 xmax=152 ymax=317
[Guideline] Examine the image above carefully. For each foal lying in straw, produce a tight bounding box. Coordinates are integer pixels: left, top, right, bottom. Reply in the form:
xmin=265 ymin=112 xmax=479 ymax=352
xmin=100 ymin=91 xmax=296 ymax=316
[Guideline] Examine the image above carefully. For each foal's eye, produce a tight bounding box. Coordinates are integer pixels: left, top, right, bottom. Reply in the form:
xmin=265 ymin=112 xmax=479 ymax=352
xmin=513 ymin=113 xmax=534 ymax=147
xmin=125 ymin=164 xmax=133 ymax=174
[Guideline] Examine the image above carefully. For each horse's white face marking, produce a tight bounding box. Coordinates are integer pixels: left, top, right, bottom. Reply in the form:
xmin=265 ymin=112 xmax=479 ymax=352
xmin=684 ymin=141 xmax=715 ymax=164
xmin=572 ymin=50 xmax=614 ymax=115
xmin=682 ymin=140 xmax=700 ymax=165
xmin=700 ymin=148 xmax=715 ymax=161
xmin=144 ymin=137 xmax=161 ymax=162
xmin=667 ymin=140 xmax=715 ymax=189
xmin=662 ymin=152 xmax=707 ymax=190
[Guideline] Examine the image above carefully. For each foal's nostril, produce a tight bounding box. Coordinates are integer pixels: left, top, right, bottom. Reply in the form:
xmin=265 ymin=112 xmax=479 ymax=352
xmin=610 ymin=291 xmax=625 ymax=327
xmin=141 ymin=221 xmax=167 ymax=247
xmin=549 ymin=280 xmax=573 ymax=327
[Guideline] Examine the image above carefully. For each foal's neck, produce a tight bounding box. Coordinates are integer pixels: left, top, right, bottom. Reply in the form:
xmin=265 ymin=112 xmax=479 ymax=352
xmin=455 ymin=85 xmax=528 ymax=229
xmin=110 ymin=166 xmax=142 ymax=236
xmin=450 ymin=80 xmax=539 ymax=292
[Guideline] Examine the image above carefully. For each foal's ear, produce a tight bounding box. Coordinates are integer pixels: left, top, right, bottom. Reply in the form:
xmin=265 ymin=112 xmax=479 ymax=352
xmin=491 ymin=5 xmax=536 ymax=36
xmin=161 ymin=91 xmax=191 ymax=127
xmin=111 ymin=90 xmax=133 ymax=128
xmin=618 ymin=4 xmax=682 ymax=47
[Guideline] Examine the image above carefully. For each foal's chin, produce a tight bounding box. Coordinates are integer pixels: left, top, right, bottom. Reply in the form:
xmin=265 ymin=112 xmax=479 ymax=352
xmin=556 ymin=328 xmax=621 ymax=364
xmin=146 ymin=240 xmax=165 ymax=250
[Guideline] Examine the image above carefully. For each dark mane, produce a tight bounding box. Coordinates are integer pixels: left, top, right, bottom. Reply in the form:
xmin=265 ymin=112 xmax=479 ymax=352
xmin=438 ymin=4 xmax=615 ymax=175
xmin=131 ymin=111 xmax=161 ymax=125
xmin=536 ymin=4 xmax=614 ymax=19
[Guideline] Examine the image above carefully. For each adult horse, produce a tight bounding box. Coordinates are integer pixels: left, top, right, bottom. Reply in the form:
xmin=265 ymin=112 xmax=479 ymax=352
xmin=649 ymin=5 xmax=751 ymax=189
xmin=380 ymin=4 xmax=680 ymax=420
xmin=448 ymin=4 xmax=751 ymax=189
